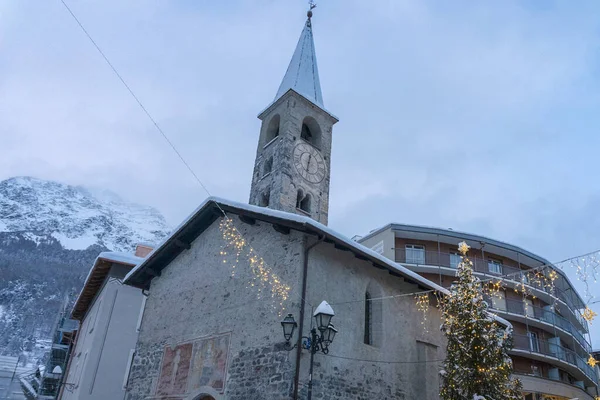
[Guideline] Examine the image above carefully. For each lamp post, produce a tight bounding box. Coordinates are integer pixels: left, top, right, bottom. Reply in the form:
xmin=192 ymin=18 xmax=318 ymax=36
xmin=281 ymin=301 xmax=337 ymax=400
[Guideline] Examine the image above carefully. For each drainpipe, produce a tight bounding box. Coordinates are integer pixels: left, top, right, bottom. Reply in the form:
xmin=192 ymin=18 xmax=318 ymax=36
xmin=293 ymin=234 xmax=325 ymax=400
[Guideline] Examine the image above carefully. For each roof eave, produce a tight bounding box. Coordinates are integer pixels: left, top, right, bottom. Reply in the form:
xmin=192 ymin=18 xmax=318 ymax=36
xmin=257 ymin=89 xmax=339 ymax=122
xmin=124 ymin=198 xmax=445 ymax=295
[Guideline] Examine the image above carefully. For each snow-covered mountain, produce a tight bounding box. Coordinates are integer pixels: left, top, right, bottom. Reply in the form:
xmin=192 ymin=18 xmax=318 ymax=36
xmin=0 ymin=176 xmax=170 ymax=251
xmin=0 ymin=176 xmax=171 ymax=363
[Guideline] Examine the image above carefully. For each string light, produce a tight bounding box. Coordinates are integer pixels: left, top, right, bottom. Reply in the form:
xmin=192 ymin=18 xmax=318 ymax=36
xmin=583 ymin=307 xmax=597 ymax=323
xmin=219 ymin=218 xmax=290 ymax=315
xmin=587 ymin=355 xmax=597 ymax=368
xmin=415 ymin=293 xmax=430 ymax=332
xmin=437 ymin=242 xmax=522 ymax=400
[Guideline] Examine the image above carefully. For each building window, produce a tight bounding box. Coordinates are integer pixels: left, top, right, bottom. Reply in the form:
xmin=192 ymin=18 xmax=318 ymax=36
xmin=364 ymin=291 xmax=372 ymax=345
xmin=491 ymin=291 xmax=506 ymax=311
xmin=263 ymin=157 xmax=273 ymax=177
xmin=488 ymin=259 xmax=503 ymax=274
xmin=296 ymin=190 xmax=311 ymax=213
xmin=449 ymin=252 xmax=461 ymax=268
xmin=525 ymin=298 xmax=534 ymax=318
xmin=405 ymin=245 xmax=425 ymax=264
xmin=528 ymin=331 xmax=540 ymax=353
xmin=364 ymin=282 xmax=382 ymax=347
xmin=259 ymin=190 xmax=270 ymax=207
xmin=265 ymin=114 xmax=280 ymax=145
xmin=521 ymin=271 xmax=530 ymax=284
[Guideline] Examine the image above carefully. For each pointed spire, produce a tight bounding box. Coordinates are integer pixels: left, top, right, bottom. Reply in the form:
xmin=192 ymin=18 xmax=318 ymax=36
xmin=274 ymin=11 xmax=324 ymax=108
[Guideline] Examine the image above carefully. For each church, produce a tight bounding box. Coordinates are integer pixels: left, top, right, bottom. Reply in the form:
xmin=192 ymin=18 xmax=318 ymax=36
xmin=122 ymin=9 xmax=448 ymax=400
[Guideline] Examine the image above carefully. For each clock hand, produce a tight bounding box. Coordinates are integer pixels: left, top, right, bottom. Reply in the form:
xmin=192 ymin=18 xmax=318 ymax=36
xmin=306 ymin=154 xmax=312 ymax=171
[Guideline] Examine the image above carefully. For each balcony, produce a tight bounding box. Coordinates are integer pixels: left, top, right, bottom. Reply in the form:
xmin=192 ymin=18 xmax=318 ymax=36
xmin=515 ymin=374 xmax=596 ymax=400
xmin=488 ymin=298 xmax=592 ymax=354
xmin=512 ymin=334 xmax=598 ymax=385
xmin=394 ymin=248 xmax=590 ymax=332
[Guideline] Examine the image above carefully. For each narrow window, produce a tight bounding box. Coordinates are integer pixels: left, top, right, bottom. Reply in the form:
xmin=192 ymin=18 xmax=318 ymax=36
xmin=528 ymin=331 xmax=539 ymax=353
xmin=364 ymin=292 xmax=372 ymax=345
xmin=405 ymin=244 xmax=425 ymax=264
xmin=260 ymin=190 xmax=270 ymax=207
xmin=263 ymin=157 xmax=273 ymax=177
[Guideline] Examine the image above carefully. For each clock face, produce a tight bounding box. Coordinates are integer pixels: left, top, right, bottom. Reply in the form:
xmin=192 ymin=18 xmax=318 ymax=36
xmin=293 ymin=143 xmax=326 ymax=184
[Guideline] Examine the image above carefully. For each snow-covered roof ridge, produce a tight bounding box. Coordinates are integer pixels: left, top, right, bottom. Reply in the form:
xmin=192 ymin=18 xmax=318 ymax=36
xmin=97 ymin=251 xmax=143 ymax=266
xmin=275 ymin=17 xmax=323 ymax=108
xmin=124 ymin=196 xmax=449 ymax=295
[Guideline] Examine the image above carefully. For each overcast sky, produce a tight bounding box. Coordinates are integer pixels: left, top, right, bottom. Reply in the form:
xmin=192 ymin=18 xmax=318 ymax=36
xmin=2 ymin=1 xmax=600 ymax=344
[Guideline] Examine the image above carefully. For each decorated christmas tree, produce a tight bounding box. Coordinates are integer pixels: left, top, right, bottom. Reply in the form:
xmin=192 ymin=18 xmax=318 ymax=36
xmin=439 ymin=241 xmax=522 ymax=400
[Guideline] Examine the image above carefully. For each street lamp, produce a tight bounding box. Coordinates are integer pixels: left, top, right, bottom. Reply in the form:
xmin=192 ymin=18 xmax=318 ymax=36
xmin=280 ymin=301 xmax=337 ymax=400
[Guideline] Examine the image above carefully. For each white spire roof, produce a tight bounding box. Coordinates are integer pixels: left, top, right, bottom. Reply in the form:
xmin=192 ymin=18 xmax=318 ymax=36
xmin=275 ymin=17 xmax=324 ymax=108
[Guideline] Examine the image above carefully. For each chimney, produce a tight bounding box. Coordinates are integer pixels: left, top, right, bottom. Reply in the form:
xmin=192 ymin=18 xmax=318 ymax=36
xmin=135 ymin=243 xmax=154 ymax=258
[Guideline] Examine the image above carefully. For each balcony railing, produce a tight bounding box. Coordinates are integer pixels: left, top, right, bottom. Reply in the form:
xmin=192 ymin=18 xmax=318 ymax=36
xmin=394 ymin=248 xmax=590 ymax=332
xmin=512 ymin=333 xmax=598 ymax=385
xmin=487 ymin=298 xmax=591 ymax=353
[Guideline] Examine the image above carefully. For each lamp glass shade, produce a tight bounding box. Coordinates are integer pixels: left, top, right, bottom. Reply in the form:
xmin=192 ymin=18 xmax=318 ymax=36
xmin=324 ymin=323 xmax=338 ymax=345
xmin=281 ymin=314 xmax=297 ymax=342
xmin=313 ymin=301 xmax=335 ymax=331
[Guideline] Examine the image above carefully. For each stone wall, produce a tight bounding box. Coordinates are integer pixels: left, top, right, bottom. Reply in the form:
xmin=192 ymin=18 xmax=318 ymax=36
xmin=125 ymin=216 xmax=445 ymax=400
xmin=125 ymin=219 xmax=305 ymax=400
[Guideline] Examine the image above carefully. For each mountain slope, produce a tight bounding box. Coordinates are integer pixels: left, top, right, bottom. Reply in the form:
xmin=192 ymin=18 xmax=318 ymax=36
xmin=0 ymin=177 xmax=171 ymax=363
xmin=0 ymin=177 xmax=170 ymax=252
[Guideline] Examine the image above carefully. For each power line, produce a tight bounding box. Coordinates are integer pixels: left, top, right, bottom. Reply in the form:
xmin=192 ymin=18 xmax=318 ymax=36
xmin=59 ymin=0 xmax=212 ymax=198
xmin=57 ymin=0 xmax=302 ymax=311
xmin=318 ymin=352 xmax=445 ymax=365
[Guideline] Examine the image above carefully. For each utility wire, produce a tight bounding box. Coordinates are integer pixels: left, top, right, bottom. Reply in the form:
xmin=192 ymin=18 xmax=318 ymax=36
xmin=60 ymin=0 xmax=213 ymax=197
xmin=318 ymin=352 xmax=445 ymax=365
xmin=57 ymin=0 xmax=600 ymax=317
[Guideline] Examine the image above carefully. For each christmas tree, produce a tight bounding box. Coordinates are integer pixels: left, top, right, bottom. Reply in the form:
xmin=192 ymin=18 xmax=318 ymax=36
xmin=439 ymin=241 xmax=522 ymax=400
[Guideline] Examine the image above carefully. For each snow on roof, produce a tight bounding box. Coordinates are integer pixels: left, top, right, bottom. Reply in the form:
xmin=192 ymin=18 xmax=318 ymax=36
xmin=97 ymin=251 xmax=143 ymax=266
xmin=275 ymin=18 xmax=323 ymax=108
xmin=71 ymin=251 xmax=143 ymax=320
xmin=124 ymin=196 xmax=448 ymax=295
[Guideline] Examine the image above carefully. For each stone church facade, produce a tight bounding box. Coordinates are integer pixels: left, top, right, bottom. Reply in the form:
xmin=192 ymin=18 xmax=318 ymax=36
xmin=123 ymin=10 xmax=446 ymax=400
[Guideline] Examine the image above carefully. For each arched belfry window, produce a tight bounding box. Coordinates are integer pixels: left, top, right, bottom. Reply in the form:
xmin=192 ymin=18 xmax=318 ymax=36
xmin=364 ymin=282 xmax=382 ymax=347
xmin=296 ymin=190 xmax=311 ymax=213
xmin=265 ymin=115 xmax=280 ymax=145
xmin=300 ymin=117 xmax=322 ymax=149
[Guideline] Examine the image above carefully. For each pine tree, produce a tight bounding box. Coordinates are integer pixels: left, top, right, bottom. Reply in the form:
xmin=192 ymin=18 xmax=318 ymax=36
xmin=439 ymin=241 xmax=522 ymax=400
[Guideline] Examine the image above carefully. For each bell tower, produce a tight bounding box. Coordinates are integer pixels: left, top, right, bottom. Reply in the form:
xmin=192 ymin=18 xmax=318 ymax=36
xmin=249 ymin=9 xmax=338 ymax=225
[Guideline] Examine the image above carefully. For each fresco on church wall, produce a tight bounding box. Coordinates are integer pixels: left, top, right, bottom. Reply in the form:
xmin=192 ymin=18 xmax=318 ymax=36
xmin=155 ymin=334 xmax=231 ymax=397
xmin=188 ymin=333 xmax=230 ymax=393
xmin=156 ymin=342 xmax=193 ymax=397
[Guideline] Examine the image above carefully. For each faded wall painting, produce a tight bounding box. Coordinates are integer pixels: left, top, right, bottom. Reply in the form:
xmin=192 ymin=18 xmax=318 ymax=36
xmin=189 ymin=334 xmax=230 ymax=393
xmin=155 ymin=334 xmax=231 ymax=398
xmin=156 ymin=342 xmax=193 ymax=397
